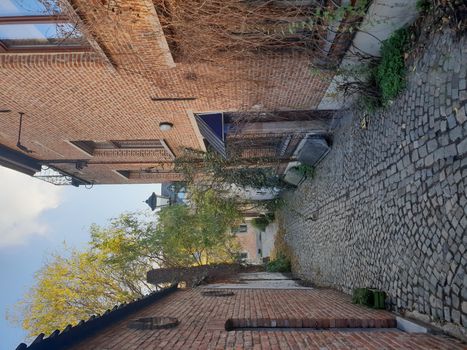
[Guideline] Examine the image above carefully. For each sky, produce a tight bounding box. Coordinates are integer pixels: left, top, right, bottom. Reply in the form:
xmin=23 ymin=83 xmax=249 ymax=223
xmin=0 ymin=166 xmax=160 ymax=350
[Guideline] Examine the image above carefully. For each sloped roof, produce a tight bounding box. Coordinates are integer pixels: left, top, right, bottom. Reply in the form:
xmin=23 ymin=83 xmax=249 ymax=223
xmin=0 ymin=144 xmax=41 ymax=176
xmin=16 ymin=285 xmax=177 ymax=350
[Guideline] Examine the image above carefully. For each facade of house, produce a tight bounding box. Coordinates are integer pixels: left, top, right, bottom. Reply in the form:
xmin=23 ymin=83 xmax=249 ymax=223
xmin=16 ymin=272 xmax=466 ymax=350
xmin=0 ymin=0 xmax=355 ymax=186
xmin=232 ymin=219 xmax=277 ymax=265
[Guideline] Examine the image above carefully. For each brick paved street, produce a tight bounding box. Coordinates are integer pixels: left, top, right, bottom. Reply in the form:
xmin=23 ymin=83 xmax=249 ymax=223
xmin=283 ymin=30 xmax=467 ymax=332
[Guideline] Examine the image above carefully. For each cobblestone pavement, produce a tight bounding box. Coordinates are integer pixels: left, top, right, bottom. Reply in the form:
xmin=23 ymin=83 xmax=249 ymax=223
xmin=283 ymin=31 xmax=467 ymax=331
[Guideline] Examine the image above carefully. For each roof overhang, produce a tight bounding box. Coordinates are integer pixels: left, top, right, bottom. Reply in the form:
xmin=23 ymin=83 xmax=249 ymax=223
xmin=0 ymin=144 xmax=41 ymax=176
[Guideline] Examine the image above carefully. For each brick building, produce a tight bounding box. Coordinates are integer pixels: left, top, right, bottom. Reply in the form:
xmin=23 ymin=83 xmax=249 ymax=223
xmin=0 ymin=0 xmax=353 ymax=186
xmin=16 ymin=272 xmax=466 ymax=350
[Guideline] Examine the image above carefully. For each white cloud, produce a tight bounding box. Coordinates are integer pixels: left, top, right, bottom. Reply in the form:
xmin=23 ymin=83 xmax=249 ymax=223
xmin=0 ymin=166 xmax=62 ymax=247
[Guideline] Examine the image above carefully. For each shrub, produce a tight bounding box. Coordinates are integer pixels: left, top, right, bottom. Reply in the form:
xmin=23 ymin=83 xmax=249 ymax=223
xmin=293 ymin=164 xmax=315 ymax=178
xmin=416 ymin=0 xmax=432 ymax=12
xmin=352 ymin=288 xmax=386 ymax=309
xmin=266 ymin=255 xmax=291 ymax=272
xmin=352 ymin=288 xmax=373 ymax=305
xmin=260 ymin=198 xmax=285 ymax=213
xmin=251 ymin=213 xmax=276 ymax=231
xmin=251 ymin=216 xmax=270 ymax=231
xmin=375 ymin=28 xmax=409 ymax=105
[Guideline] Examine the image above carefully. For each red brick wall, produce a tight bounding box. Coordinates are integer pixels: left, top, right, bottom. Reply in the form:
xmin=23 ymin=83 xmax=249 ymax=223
xmin=67 ymin=288 xmax=465 ymax=349
xmin=0 ymin=0 xmax=331 ymax=184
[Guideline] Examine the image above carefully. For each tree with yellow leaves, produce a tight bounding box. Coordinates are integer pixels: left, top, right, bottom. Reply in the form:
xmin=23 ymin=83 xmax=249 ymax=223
xmin=8 ymin=189 xmax=242 ymax=339
xmin=9 ymin=248 xmax=141 ymax=338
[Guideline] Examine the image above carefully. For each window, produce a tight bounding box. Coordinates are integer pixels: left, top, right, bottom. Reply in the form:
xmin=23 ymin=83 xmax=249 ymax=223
xmin=0 ymin=0 xmax=53 ymax=16
xmin=116 ymin=170 xmax=130 ymax=179
xmin=112 ymin=140 xmax=165 ymax=149
xmin=70 ymin=140 xmax=111 ymax=155
xmin=0 ymin=0 xmax=88 ymax=53
xmin=70 ymin=140 xmax=166 ymax=156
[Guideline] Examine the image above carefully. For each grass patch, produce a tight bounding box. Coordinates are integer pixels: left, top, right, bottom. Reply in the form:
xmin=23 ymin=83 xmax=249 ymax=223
xmin=348 ymin=28 xmax=410 ymax=113
xmin=267 ymin=212 xmax=298 ymax=273
xmin=375 ymin=28 xmax=410 ymax=106
xmin=266 ymin=254 xmax=291 ymax=272
xmin=293 ymin=164 xmax=315 ymax=179
xmin=416 ymin=0 xmax=432 ymax=12
xmin=356 ymin=64 xmax=382 ymax=113
xmin=352 ymin=288 xmax=386 ymax=309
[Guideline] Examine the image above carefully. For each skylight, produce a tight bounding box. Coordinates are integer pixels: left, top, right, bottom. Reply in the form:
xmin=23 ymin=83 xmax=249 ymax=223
xmin=0 ymin=0 xmax=88 ymax=52
xmin=0 ymin=23 xmax=82 ymax=47
xmin=0 ymin=0 xmax=56 ymax=17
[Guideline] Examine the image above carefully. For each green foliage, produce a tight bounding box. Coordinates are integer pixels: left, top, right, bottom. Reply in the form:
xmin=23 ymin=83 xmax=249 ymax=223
xmin=251 ymin=213 xmax=275 ymax=231
xmin=227 ymin=167 xmax=282 ymax=189
xmin=153 ymin=189 xmax=242 ymax=266
xmin=258 ymin=198 xmax=285 ymax=213
xmin=358 ymin=94 xmax=380 ymax=114
xmin=416 ymin=0 xmax=432 ymax=12
xmin=90 ymin=213 xmax=159 ymax=286
xmin=251 ymin=217 xmax=267 ymax=231
xmin=342 ymin=28 xmax=410 ymax=113
xmin=372 ymin=290 xmax=387 ymax=309
xmin=336 ymin=25 xmax=412 ymax=113
xmin=352 ymin=288 xmax=386 ymax=309
xmin=287 ymin=19 xmax=314 ymax=35
xmin=293 ymin=164 xmax=315 ymax=178
xmin=352 ymin=287 xmax=372 ymax=305
xmin=314 ymin=0 xmax=369 ymax=22
xmin=266 ymin=255 xmax=291 ymax=272
xmin=288 ymin=0 xmax=369 ymax=39
xmin=375 ymin=28 xmax=409 ymax=105
xmin=252 ymin=217 xmax=269 ymax=231
xmin=264 ymin=212 xmax=275 ymax=222
xmin=175 ymin=148 xmax=285 ymax=191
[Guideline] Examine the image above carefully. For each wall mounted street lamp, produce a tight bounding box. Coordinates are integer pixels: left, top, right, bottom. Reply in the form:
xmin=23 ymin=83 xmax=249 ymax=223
xmin=145 ymin=192 xmax=171 ymax=211
xmin=16 ymin=112 xmax=34 ymax=153
xmin=0 ymin=108 xmax=33 ymax=153
xmin=1 ymin=109 xmax=34 ymax=153
xmin=159 ymin=122 xmax=173 ymax=131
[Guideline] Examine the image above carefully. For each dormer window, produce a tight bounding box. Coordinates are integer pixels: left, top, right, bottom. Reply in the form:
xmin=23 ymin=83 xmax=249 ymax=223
xmin=0 ymin=0 xmax=89 ymax=53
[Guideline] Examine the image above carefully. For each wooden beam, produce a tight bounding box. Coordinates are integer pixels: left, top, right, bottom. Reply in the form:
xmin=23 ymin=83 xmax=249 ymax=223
xmin=233 ymin=121 xmax=330 ymax=135
xmin=0 ymin=15 xmax=68 ymax=24
xmin=151 ymin=97 xmax=197 ymax=101
xmin=6 ymin=45 xmax=91 ymax=53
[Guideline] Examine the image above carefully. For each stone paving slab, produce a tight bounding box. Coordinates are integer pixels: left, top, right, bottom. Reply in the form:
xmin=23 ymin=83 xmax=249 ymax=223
xmin=202 ymin=272 xmax=310 ymax=289
xmin=202 ymin=280 xmax=312 ymax=290
xmin=238 ymin=272 xmax=295 ymax=280
xmin=283 ymin=30 xmax=467 ymax=335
